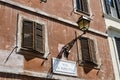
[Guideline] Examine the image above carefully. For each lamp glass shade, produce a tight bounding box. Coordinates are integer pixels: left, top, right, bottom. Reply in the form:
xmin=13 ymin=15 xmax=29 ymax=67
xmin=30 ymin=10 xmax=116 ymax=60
xmin=78 ymin=16 xmax=91 ymax=31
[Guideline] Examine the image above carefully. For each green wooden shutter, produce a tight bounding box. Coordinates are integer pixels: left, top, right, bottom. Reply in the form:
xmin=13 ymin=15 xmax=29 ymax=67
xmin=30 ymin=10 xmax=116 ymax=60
xmin=34 ymin=23 xmax=44 ymax=53
xmin=22 ymin=20 xmax=33 ymax=49
xmin=104 ymin=0 xmax=111 ymax=15
xmin=81 ymin=0 xmax=89 ymax=13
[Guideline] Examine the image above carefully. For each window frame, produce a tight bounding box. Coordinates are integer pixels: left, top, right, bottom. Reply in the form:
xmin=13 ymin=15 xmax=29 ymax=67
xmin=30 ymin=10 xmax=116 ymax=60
xmin=22 ymin=20 xmax=45 ymax=54
xmin=17 ymin=15 xmax=49 ymax=59
xmin=107 ymin=28 xmax=120 ymax=79
xmin=74 ymin=0 xmax=91 ymax=15
xmin=78 ymin=37 xmax=101 ymax=69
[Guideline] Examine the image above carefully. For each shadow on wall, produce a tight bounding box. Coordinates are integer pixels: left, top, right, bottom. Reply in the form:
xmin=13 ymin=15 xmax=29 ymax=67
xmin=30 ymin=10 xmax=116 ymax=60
xmin=17 ymin=49 xmax=45 ymax=61
xmin=0 ymin=72 xmax=54 ymax=80
xmin=82 ymin=64 xmax=95 ymax=74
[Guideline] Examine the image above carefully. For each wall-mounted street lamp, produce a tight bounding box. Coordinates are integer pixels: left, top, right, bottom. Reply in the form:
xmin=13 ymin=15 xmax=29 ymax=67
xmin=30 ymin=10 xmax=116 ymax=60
xmin=58 ymin=15 xmax=91 ymax=59
xmin=41 ymin=0 xmax=47 ymax=3
xmin=77 ymin=15 xmax=91 ymax=33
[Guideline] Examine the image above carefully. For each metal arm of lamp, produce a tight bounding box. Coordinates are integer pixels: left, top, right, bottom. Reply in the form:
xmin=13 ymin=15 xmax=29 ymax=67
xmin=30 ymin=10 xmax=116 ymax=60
xmin=57 ymin=15 xmax=91 ymax=59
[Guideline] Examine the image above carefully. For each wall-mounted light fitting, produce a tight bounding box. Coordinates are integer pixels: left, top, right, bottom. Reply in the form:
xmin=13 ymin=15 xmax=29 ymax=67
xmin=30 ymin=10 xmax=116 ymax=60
xmin=57 ymin=16 xmax=91 ymax=59
xmin=77 ymin=15 xmax=91 ymax=32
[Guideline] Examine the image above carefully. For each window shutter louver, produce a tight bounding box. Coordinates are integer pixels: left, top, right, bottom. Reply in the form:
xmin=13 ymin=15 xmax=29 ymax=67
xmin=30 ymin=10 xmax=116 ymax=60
xmin=35 ymin=23 xmax=44 ymax=53
xmin=88 ymin=39 xmax=98 ymax=66
xmin=22 ymin=21 xmax=33 ymax=49
xmin=80 ymin=37 xmax=97 ymax=66
xmin=104 ymin=0 xmax=111 ymax=14
xmin=80 ymin=37 xmax=91 ymax=63
xmin=115 ymin=37 xmax=120 ymax=60
xmin=115 ymin=0 xmax=120 ymax=18
xmin=82 ymin=0 xmax=89 ymax=13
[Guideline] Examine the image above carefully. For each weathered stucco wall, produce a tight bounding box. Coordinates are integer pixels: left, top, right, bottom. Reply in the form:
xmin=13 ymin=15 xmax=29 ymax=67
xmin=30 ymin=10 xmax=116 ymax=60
xmin=0 ymin=0 xmax=114 ymax=80
xmin=10 ymin=0 xmax=106 ymax=32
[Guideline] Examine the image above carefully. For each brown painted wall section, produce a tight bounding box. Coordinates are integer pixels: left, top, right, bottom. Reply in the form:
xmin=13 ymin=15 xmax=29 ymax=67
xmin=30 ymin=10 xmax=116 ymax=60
xmin=0 ymin=0 xmax=114 ymax=80
xmin=11 ymin=0 xmax=106 ymax=32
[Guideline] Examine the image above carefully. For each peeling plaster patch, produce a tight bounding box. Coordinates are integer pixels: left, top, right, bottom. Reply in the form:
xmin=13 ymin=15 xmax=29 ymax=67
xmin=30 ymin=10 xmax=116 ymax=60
xmin=0 ymin=65 xmax=23 ymax=74
xmin=0 ymin=50 xmax=10 ymax=64
xmin=0 ymin=50 xmax=24 ymax=74
xmin=7 ymin=28 xmax=10 ymax=31
xmin=63 ymin=29 xmax=67 ymax=42
xmin=51 ymin=47 xmax=54 ymax=50
xmin=0 ymin=50 xmax=24 ymax=65
xmin=0 ymin=38 xmax=4 ymax=44
xmin=58 ymin=44 xmax=64 ymax=53
xmin=5 ymin=53 xmax=24 ymax=67
xmin=5 ymin=45 xmax=10 ymax=49
xmin=63 ymin=29 xmax=66 ymax=32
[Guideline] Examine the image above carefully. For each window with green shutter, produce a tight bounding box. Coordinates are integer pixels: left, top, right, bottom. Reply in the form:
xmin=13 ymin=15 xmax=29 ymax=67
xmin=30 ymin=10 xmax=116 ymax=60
xmin=22 ymin=20 xmax=45 ymax=54
xmin=79 ymin=37 xmax=98 ymax=66
xmin=76 ymin=0 xmax=89 ymax=14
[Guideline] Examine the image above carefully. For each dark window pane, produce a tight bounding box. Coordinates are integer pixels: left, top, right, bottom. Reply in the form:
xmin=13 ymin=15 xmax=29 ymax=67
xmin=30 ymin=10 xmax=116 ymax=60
xmin=76 ymin=0 xmax=89 ymax=13
xmin=109 ymin=0 xmax=114 ymax=7
xmin=104 ymin=0 xmax=111 ymax=14
xmin=76 ymin=0 xmax=82 ymax=11
xmin=115 ymin=37 xmax=120 ymax=60
xmin=114 ymin=0 xmax=120 ymax=18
